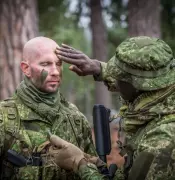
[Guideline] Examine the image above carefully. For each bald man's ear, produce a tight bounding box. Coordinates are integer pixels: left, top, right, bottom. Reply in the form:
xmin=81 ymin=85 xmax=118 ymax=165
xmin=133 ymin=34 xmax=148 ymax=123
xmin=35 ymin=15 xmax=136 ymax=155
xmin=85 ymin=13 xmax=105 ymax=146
xmin=20 ymin=61 xmax=31 ymax=77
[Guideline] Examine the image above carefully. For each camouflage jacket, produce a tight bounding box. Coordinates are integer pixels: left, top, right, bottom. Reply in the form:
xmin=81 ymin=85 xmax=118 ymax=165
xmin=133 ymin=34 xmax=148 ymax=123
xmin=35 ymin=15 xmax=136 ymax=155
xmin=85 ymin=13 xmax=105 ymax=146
xmin=0 ymin=94 xmax=97 ymax=180
xmin=94 ymin=62 xmax=175 ymax=180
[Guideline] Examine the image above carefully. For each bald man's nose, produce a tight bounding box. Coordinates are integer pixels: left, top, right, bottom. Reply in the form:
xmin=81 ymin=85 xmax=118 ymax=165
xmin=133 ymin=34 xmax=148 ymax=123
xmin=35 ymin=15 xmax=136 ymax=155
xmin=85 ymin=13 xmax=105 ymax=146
xmin=50 ymin=65 xmax=60 ymax=76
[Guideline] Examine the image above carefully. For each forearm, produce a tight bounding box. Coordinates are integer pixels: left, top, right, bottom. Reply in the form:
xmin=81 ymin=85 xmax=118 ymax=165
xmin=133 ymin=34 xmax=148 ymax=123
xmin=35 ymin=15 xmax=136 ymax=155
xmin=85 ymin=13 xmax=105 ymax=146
xmin=78 ymin=163 xmax=109 ymax=180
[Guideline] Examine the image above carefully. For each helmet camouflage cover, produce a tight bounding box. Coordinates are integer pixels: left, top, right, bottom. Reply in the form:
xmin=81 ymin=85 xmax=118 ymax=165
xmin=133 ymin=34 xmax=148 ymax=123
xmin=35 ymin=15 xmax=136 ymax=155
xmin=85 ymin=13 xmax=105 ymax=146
xmin=106 ymin=36 xmax=175 ymax=91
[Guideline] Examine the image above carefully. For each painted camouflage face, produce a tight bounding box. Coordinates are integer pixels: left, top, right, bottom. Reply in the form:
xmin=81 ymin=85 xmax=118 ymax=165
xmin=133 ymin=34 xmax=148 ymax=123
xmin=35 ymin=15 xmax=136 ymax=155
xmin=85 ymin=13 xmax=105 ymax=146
xmin=105 ymin=36 xmax=175 ymax=91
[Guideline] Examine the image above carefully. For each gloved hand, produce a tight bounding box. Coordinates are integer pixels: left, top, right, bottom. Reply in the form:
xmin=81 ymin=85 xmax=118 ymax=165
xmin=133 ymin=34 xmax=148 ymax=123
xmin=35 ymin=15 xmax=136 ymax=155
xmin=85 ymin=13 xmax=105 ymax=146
xmin=84 ymin=153 xmax=106 ymax=168
xmin=48 ymin=134 xmax=87 ymax=172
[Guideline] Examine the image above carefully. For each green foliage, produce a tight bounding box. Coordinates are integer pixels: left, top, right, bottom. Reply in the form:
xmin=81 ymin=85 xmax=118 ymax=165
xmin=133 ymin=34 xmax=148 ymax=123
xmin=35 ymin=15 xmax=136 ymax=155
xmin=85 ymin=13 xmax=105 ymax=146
xmin=37 ymin=0 xmax=128 ymax=115
xmin=38 ymin=0 xmax=175 ymax=117
xmin=105 ymin=0 xmax=127 ymax=23
xmin=38 ymin=0 xmax=95 ymax=115
xmin=107 ymin=27 xmax=128 ymax=58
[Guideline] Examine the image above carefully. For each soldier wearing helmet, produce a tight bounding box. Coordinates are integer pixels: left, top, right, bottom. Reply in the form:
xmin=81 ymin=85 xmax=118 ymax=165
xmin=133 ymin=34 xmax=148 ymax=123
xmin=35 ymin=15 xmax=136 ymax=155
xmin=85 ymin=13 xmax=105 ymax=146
xmin=53 ymin=36 xmax=175 ymax=180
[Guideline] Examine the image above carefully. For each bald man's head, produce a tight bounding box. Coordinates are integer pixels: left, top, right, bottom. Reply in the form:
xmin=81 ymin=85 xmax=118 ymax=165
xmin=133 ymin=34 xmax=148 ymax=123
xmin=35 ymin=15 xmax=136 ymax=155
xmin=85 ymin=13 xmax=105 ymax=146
xmin=21 ymin=37 xmax=62 ymax=93
xmin=23 ymin=36 xmax=59 ymax=63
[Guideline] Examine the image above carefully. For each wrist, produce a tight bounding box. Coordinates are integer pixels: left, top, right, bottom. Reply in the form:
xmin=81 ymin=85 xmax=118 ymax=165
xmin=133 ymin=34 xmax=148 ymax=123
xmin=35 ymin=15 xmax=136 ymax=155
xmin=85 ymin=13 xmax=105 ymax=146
xmin=91 ymin=59 xmax=101 ymax=75
xmin=78 ymin=158 xmax=88 ymax=170
xmin=77 ymin=160 xmax=98 ymax=177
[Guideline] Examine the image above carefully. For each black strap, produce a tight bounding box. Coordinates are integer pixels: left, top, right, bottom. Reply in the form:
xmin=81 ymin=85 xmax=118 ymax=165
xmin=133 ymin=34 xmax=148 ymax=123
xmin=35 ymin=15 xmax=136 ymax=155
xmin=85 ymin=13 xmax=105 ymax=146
xmin=7 ymin=149 xmax=42 ymax=167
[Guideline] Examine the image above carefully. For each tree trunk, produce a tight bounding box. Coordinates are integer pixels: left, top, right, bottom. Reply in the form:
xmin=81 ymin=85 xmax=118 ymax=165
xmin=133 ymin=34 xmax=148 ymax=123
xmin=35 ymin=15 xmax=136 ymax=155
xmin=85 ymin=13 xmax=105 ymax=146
xmin=90 ymin=0 xmax=112 ymax=109
xmin=0 ymin=0 xmax=39 ymax=99
xmin=128 ymin=0 xmax=161 ymax=38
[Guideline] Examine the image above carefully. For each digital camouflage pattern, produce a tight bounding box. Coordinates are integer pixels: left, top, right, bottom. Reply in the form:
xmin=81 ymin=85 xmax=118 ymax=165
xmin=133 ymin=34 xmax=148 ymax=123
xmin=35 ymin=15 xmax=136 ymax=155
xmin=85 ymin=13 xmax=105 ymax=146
xmin=77 ymin=85 xmax=175 ymax=180
xmin=78 ymin=163 xmax=108 ymax=180
xmin=94 ymin=36 xmax=175 ymax=180
xmin=0 ymin=80 xmax=97 ymax=180
xmin=113 ymin=85 xmax=175 ymax=180
xmin=99 ymin=36 xmax=175 ymax=91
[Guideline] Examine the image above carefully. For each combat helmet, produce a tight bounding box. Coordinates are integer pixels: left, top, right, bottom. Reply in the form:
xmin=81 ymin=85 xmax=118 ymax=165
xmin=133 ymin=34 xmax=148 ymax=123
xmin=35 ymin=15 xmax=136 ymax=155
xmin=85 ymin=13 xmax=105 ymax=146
xmin=106 ymin=36 xmax=175 ymax=91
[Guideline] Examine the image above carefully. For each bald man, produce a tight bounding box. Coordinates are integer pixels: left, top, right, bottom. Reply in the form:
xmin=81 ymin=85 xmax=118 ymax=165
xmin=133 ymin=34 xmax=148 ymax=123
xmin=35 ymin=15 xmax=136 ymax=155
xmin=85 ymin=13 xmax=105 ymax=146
xmin=0 ymin=37 xmax=97 ymax=180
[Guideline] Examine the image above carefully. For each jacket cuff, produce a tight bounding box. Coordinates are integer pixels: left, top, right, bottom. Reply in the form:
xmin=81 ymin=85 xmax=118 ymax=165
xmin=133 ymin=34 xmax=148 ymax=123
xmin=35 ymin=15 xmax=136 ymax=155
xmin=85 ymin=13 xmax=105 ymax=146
xmin=93 ymin=62 xmax=107 ymax=81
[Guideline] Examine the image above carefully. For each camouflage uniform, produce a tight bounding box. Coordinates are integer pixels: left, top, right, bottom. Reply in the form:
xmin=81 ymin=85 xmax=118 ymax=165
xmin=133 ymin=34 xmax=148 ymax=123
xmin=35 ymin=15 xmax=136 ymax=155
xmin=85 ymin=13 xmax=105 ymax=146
xmin=0 ymin=77 xmax=97 ymax=180
xmin=94 ymin=36 xmax=175 ymax=180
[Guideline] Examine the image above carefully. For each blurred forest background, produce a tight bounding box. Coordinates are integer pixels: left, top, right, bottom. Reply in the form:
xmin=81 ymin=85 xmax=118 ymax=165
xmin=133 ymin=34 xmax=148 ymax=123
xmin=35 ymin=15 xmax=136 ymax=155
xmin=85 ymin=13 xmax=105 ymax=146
xmin=0 ymin=0 xmax=175 ymax=122
xmin=0 ymin=0 xmax=175 ymax=166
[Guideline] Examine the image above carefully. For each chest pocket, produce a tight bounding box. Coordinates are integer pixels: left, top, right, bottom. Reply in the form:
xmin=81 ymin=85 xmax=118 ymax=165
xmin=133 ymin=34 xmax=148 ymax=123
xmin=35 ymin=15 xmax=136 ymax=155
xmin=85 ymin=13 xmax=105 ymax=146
xmin=0 ymin=100 xmax=21 ymax=179
xmin=1 ymin=100 xmax=21 ymax=152
xmin=52 ymin=113 xmax=83 ymax=148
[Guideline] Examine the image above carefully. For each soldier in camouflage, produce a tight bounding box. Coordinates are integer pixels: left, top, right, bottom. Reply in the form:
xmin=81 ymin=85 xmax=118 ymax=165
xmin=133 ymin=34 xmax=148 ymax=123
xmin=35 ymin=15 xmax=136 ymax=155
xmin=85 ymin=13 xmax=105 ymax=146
xmin=56 ymin=36 xmax=175 ymax=180
xmin=0 ymin=37 xmax=97 ymax=180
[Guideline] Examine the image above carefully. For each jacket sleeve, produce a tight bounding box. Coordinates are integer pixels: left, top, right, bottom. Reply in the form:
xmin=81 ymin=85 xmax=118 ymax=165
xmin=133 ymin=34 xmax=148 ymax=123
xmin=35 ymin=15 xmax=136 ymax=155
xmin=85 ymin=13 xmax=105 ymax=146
xmin=78 ymin=163 xmax=109 ymax=180
xmin=133 ymin=119 xmax=175 ymax=180
xmin=93 ymin=62 xmax=117 ymax=92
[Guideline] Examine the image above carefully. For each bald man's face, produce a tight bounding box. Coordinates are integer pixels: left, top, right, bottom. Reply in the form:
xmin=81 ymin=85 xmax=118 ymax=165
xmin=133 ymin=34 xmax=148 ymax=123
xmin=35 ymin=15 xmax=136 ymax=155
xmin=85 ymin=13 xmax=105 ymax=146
xmin=27 ymin=50 xmax=62 ymax=93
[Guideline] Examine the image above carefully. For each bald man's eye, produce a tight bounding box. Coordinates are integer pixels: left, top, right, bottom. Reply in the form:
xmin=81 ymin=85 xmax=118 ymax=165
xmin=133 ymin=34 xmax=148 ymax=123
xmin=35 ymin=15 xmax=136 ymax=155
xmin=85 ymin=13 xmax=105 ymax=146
xmin=56 ymin=61 xmax=62 ymax=66
xmin=40 ymin=62 xmax=49 ymax=66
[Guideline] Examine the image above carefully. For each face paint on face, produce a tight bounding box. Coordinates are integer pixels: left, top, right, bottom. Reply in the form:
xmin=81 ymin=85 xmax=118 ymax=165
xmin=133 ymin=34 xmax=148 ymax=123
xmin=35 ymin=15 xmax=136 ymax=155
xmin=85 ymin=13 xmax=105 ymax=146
xmin=29 ymin=49 xmax=62 ymax=93
xmin=30 ymin=67 xmax=47 ymax=90
xmin=40 ymin=69 xmax=48 ymax=84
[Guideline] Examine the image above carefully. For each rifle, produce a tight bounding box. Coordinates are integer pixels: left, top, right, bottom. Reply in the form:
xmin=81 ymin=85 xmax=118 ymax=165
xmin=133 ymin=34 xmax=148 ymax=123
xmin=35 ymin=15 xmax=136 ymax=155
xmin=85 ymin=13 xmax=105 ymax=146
xmin=93 ymin=104 xmax=117 ymax=179
xmin=93 ymin=105 xmax=155 ymax=180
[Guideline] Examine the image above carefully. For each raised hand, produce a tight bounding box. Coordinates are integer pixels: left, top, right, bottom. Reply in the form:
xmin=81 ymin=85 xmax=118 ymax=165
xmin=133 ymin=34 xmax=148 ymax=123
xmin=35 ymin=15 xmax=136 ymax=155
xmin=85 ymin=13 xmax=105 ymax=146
xmin=55 ymin=44 xmax=101 ymax=76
